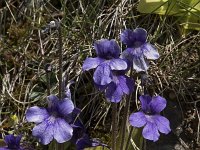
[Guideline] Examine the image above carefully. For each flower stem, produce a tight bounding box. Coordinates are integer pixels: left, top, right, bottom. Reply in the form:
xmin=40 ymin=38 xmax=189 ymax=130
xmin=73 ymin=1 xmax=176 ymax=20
xmin=43 ymin=64 xmax=52 ymax=150
xmin=57 ymin=20 xmax=64 ymax=150
xmin=120 ymin=94 xmax=132 ymax=150
xmin=112 ymin=103 xmax=117 ymax=150
xmin=125 ymin=127 xmax=133 ymax=150
xmin=120 ymin=69 xmax=133 ymax=150
xmin=58 ymin=21 xmax=63 ymax=100
xmin=45 ymin=64 xmax=52 ymax=96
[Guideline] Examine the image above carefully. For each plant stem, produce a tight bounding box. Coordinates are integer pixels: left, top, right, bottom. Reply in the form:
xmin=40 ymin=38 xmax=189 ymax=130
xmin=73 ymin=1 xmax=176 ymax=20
xmin=120 ymin=94 xmax=132 ymax=150
xmin=46 ymin=73 xmax=51 ymax=96
xmin=45 ymin=64 xmax=52 ymax=96
xmin=125 ymin=127 xmax=133 ymax=150
xmin=43 ymin=64 xmax=52 ymax=150
xmin=58 ymin=21 xmax=63 ymax=100
xmin=57 ymin=20 xmax=64 ymax=150
xmin=120 ymin=69 xmax=133 ymax=150
xmin=112 ymin=103 xmax=117 ymax=150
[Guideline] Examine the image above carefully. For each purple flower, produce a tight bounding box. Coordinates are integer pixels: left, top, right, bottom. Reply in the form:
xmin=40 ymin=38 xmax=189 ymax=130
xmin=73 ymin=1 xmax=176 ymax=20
xmin=105 ymin=73 xmax=134 ymax=103
xmin=82 ymin=39 xmax=127 ymax=86
xmin=129 ymin=95 xmax=171 ymax=142
xmin=95 ymin=70 xmax=134 ymax=103
xmin=76 ymin=134 xmax=108 ymax=150
xmin=120 ymin=28 xmax=159 ymax=72
xmin=26 ymin=95 xmax=74 ymax=145
xmin=0 ymin=134 xmax=23 ymax=150
xmin=71 ymin=120 xmax=108 ymax=150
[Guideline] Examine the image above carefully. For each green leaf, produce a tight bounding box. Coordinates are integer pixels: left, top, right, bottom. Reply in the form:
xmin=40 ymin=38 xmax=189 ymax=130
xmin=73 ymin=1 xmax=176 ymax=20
xmin=137 ymin=0 xmax=182 ymax=15
xmin=137 ymin=0 xmax=200 ymax=31
xmin=178 ymin=0 xmax=200 ymax=30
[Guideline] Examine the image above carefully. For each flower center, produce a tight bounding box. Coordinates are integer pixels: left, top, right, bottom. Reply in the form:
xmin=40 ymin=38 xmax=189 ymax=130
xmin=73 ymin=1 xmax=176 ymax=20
xmin=51 ymin=111 xmax=59 ymax=118
xmin=145 ymin=114 xmax=154 ymax=123
xmin=47 ymin=116 xmax=56 ymax=125
xmin=105 ymin=55 xmax=114 ymax=60
xmin=133 ymin=41 xmax=142 ymax=48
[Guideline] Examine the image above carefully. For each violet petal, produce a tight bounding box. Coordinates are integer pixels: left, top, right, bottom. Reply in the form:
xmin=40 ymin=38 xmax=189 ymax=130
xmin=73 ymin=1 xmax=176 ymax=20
xmin=122 ymin=47 xmax=133 ymax=59
xmin=143 ymin=43 xmax=159 ymax=60
xmin=117 ymin=75 xmax=134 ymax=95
xmin=53 ymin=118 xmax=73 ymax=143
xmin=47 ymin=95 xmax=59 ymax=102
xmin=153 ymin=115 xmax=171 ymax=134
xmin=109 ymin=39 xmax=121 ymax=58
xmin=82 ymin=57 xmax=104 ymax=71
xmin=47 ymin=95 xmax=59 ymax=110
xmin=109 ymin=59 xmax=127 ymax=70
xmin=58 ymin=99 xmax=74 ymax=116
xmin=129 ymin=112 xmax=147 ymax=127
xmin=4 ymin=134 xmax=22 ymax=149
xmin=139 ymin=95 xmax=152 ymax=112
xmin=142 ymin=121 xmax=160 ymax=142
xmin=93 ymin=64 xmax=112 ymax=85
xmin=134 ymin=28 xmax=147 ymax=43
xmin=32 ymin=119 xmax=54 ymax=145
xmin=150 ymin=96 xmax=166 ymax=114
xmin=94 ymin=39 xmax=120 ymax=58
xmin=105 ymin=82 xmax=123 ymax=103
xmin=132 ymin=55 xmax=149 ymax=72
xmin=120 ymin=29 xmax=135 ymax=47
xmin=26 ymin=106 xmax=49 ymax=124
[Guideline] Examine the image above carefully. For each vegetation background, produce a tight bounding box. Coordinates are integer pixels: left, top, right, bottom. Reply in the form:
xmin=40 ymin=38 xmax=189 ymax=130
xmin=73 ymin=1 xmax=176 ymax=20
xmin=0 ymin=0 xmax=199 ymax=149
